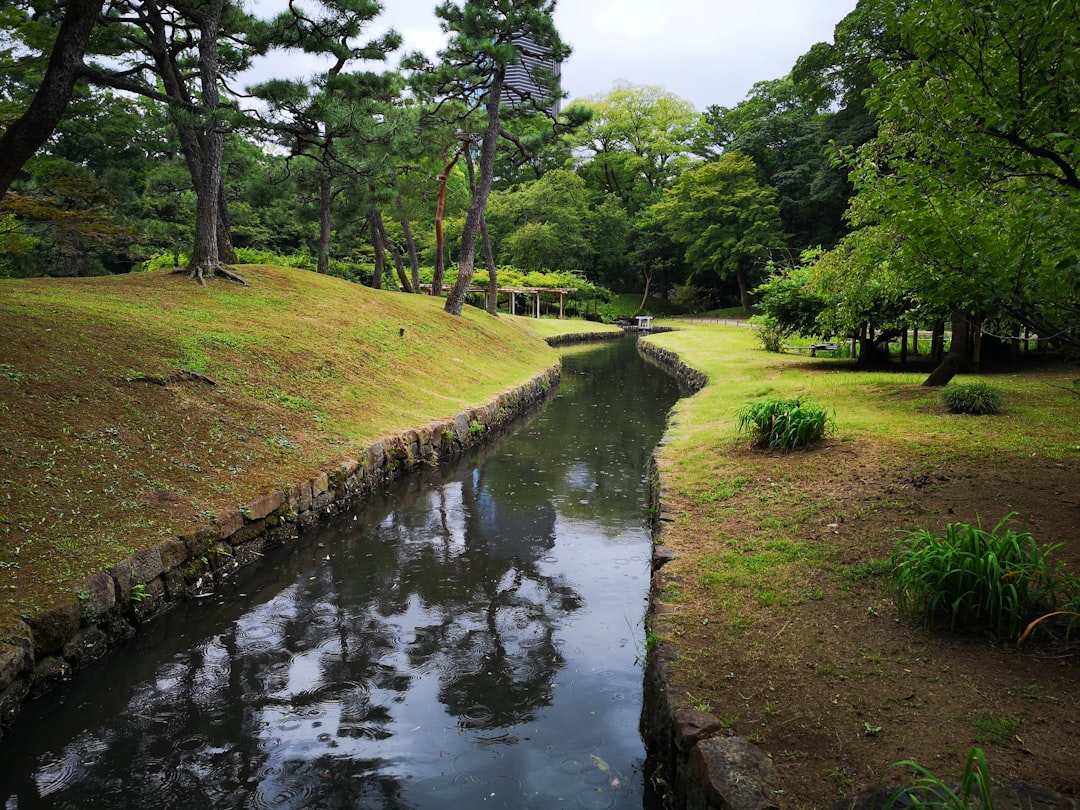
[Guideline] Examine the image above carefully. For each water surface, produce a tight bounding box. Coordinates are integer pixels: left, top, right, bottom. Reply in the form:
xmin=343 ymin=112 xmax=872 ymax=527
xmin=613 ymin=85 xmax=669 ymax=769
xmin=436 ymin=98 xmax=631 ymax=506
xmin=0 ymin=338 xmax=681 ymax=809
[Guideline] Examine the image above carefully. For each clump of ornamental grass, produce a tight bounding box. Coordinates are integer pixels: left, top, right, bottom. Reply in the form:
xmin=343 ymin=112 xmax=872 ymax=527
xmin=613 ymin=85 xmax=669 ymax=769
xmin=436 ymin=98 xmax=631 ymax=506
xmin=888 ymin=514 xmax=1075 ymax=640
xmin=883 ymin=747 xmax=994 ymax=810
xmin=940 ymin=381 xmax=1003 ymax=414
xmin=735 ymin=396 xmax=830 ymax=450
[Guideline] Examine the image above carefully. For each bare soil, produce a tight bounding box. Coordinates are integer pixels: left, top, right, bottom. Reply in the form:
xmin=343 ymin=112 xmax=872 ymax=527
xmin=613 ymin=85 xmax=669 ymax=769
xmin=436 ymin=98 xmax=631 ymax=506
xmin=654 ymin=438 xmax=1080 ymax=808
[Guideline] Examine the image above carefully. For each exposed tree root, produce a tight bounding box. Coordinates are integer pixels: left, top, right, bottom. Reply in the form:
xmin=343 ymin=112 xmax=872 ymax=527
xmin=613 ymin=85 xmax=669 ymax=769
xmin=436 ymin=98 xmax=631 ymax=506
xmin=170 ymin=263 xmax=250 ymax=286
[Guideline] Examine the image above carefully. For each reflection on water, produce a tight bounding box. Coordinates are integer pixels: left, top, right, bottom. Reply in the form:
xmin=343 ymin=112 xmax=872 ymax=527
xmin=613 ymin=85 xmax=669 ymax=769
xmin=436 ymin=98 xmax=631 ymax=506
xmin=0 ymin=338 xmax=681 ymax=809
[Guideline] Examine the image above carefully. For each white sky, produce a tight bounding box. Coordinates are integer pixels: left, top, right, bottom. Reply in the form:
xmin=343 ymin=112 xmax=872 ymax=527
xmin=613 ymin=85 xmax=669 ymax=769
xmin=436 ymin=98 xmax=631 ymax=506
xmin=245 ymin=0 xmax=858 ymax=111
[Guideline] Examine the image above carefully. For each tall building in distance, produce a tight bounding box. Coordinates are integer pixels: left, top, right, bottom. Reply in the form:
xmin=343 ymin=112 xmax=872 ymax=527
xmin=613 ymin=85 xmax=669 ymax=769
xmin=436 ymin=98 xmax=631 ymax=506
xmin=503 ymin=33 xmax=562 ymax=116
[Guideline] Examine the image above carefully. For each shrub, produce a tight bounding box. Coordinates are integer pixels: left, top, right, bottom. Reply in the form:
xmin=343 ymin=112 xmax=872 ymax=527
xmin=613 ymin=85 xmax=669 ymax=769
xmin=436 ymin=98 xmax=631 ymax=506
xmin=752 ymin=317 xmax=787 ymax=353
xmin=888 ymin=515 xmax=1073 ymax=639
xmin=735 ymin=397 xmax=831 ymax=450
xmin=941 ymin=382 xmax=1003 ymax=414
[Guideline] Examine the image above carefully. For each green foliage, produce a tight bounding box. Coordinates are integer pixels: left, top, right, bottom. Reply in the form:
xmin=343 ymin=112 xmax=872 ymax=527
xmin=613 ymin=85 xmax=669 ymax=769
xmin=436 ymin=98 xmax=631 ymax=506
xmin=940 ymin=382 xmax=1004 ymax=415
xmin=754 ymin=319 xmax=787 ymax=353
xmin=884 ymin=747 xmax=994 ymax=810
xmin=735 ymin=397 xmax=831 ymax=450
xmin=754 ymin=256 xmax=830 ymax=340
xmin=652 ymin=151 xmax=785 ymax=308
xmin=594 ymin=294 xmax=686 ymax=323
xmin=888 ymin=516 xmax=1076 ymax=639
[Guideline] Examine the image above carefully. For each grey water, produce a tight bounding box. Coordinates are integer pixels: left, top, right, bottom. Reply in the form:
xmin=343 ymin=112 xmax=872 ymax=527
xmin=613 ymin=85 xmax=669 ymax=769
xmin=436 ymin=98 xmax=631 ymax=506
xmin=0 ymin=338 xmax=682 ymax=809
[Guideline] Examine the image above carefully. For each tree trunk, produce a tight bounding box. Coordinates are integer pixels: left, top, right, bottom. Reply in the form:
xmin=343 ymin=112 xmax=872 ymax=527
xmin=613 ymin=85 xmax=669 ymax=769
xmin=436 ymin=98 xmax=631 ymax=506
xmin=923 ymin=309 xmax=970 ymax=386
xmin=445 ymin=69 xmax=505 ymax=317
xmin=0 ymin=0 xmax=105 ymax=200
xmin=930 ymin=319 xmax=945 ymax=363
xmin=374 ymin=208 xmax=412 ymax=292
xmin=433 ymin=142 xmax=468 ymax=296
xmin=369 ymin=212 xmax=384 ymax=290
xmin=639 ymin=268 xmax=652 ymax=312
xmin=736 ymin=264 xmax=751 ymax=313
xmin=482 ymin=214 xmax=498 ymax=315
xmin=393 ymin=187 xmax=420 ymax=292
xmin=318 ymin=173 xmax=332 ymax=274
xmin=187 ymin=129 xmax=224 ymax=283
xmin=970 ymin=318 xmax=983 ymax=373
xmin=464 ymin=146 xmax=498 ymax=316
xmin=182 ymin=0 xmax=226 ymax=283
xmin=216 ymin=177 xmax=236 ymax=264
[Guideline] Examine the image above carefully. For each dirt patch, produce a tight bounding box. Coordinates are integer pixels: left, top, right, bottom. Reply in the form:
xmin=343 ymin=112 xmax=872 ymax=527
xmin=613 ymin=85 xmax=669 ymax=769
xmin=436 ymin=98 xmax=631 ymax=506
xmin=654 ymin=439 xmax=1080 ymax=807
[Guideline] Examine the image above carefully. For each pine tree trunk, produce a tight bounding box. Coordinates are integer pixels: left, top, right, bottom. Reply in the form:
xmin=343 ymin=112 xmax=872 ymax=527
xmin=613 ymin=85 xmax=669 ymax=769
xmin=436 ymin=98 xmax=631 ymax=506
xmin=318 ymin=173 xmax=332 ymax=274
xmin=374 ymin=209 xmax=412 ymax=292
xmin=187 ymin=130 xmax=223 ymax=283
xmin=394 ymin=193 xmax=421 ymax=292
xmin=482 ymin=214 xmax=497 ymax=315
xmin=369 ymin=212 xmax=384 ymax=290
xmin=0 ymin=0 xmax=105 ymax=199
xmin=216 ymin=177 xmax=236 ymax=264
xmin=445 ymin=69 xmax=505 ymax=316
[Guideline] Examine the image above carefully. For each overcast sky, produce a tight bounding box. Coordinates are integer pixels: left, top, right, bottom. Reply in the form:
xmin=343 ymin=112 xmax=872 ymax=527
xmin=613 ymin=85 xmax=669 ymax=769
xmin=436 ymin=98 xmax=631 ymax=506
xmin=245 ymin=0 xmax=858 ymax=111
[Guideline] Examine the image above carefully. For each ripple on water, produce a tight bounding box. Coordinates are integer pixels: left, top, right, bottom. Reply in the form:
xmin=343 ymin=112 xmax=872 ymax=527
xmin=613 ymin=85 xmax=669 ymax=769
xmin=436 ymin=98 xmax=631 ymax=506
xmin=250 ymin=777 xmax=320 ymax=810
xmin=35 ymin=751 xmax=85 ymax=797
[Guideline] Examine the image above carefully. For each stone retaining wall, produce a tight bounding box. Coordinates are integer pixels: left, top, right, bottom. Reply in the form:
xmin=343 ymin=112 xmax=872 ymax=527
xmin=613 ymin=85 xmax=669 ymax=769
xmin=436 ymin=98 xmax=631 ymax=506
xmin=543 ymin=329 xmax=624 ymax=347
xmin=0 ymin=366 xmax=560 ymax=737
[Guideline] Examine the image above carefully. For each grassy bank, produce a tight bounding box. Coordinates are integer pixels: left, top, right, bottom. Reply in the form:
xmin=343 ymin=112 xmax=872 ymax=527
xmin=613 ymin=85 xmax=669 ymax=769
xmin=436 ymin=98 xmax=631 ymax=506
xmin=643 ymin=322 xmax=1080 ymax=805
xmin=0 ymin=266 xmax=618 ymax=628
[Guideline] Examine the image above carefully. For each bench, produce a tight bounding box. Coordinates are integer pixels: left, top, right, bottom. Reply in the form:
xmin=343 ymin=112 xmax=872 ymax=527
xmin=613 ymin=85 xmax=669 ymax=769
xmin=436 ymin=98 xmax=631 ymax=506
xmin=783 ymin=342 xmax=839 ymax=357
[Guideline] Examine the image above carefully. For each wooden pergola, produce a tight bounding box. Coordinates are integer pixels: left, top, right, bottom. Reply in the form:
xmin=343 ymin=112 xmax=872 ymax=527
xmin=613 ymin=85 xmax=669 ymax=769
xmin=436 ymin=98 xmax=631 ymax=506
xmin=419 ymin=285 xmax=572 ymax=319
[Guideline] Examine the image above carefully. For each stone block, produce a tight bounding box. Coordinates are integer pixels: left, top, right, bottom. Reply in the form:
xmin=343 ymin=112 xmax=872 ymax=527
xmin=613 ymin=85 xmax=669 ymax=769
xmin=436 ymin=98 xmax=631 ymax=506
xmin=26 ymin=600 xmax=81 ymax=658
xmin=79 ymin=571 xmax=117 ymax=620
xmin=159 ymin=537 xmax=188 ymax=571
xmin=62 ymin=626 xmax=110 ymax=669
xmin=131 ymin=578 xmax=166 ymax=624
xmin=366 ymin=441 xmax=385 ymax=475
xmin=215 ymin=507 xmax=244 ymax=539
xmin=131 ymin=545 xmax=165 ymax=584
xmin=0 ymin=677 xmax=29 ymax=727
xmin=29 ymin=656 xmax=70 ymax=699
xmin=296 ymin=479 xmax=313 ymax=513
xmin=179 ymin=525 xmax=218 ymax=558
xmin=688 ymin=737 xmax=779 ymax=810
xmin=227 ymin=516 xmax=275 ymax=547
xmin=241 ymin=490 xmax=286 ymax=521
xmin=312 ymin=471 xmax=330 ymax=496
xmin=0 ymin=635 xmax=33 ymax=693
xmin=107 ymin=558 xmax=133 ymax=603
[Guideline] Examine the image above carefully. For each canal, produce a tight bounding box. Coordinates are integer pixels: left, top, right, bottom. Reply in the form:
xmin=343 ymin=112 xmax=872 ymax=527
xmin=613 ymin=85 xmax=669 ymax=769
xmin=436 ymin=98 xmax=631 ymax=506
xmin=0 ymin=338 xmax=682 ymax=809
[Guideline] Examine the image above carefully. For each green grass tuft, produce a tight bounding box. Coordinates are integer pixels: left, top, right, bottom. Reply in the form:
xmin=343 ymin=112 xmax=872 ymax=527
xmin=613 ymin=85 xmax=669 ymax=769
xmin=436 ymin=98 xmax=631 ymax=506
xmin=736 ymin=396 xmax=831 ymax=450
xmin=888 ymin=515 xmax=1076 ymax=639
xmin=941 ymin=382 xmax=1004 ymax=415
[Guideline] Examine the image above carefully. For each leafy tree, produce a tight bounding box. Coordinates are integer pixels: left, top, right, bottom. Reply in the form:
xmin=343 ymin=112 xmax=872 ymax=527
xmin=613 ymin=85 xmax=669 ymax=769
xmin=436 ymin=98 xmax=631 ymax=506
xmin=485 ymin=169 xmax=590 ymax=271
xmin=652 ymin=152 xmax=785 ymax=312
xmin=82 ymin=0 xmax=263 ymax=282
xmin=248 ymin=0 xmax=401 ymax=275
xmin=699 ymin=77 xmax=874 ymax=252
xmin=813 ymin=0 xmax=1080 ymax=383
xmin=875 ymin=0 xmax=1080 ymax=193
xmin=568 ymin=81 xmax=697 ymax=216
xmin=0 ymin=0 xmax=105 ymax=200
xmin=418 ymin=0 xmax=570 ymax=316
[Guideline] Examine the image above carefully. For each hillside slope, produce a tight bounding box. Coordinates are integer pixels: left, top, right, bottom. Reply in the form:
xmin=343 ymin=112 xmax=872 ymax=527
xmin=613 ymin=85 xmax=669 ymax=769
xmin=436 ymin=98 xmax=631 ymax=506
xmin=0 ymin=266 xmax=562 ymax=625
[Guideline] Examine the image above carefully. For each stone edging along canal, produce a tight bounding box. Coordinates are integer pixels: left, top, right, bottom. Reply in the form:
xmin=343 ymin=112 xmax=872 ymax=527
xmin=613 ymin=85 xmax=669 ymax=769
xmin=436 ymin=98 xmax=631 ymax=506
xmin=0 ymin=362 xmax=562 ymax=738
